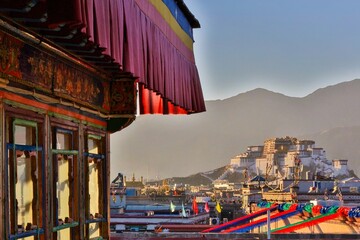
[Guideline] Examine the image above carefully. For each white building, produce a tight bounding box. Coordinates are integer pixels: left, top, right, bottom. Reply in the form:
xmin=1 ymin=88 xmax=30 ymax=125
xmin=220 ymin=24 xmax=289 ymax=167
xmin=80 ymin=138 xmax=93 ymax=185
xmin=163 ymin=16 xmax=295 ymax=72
xmin=332 ymin=159 xmax=349 ymax=175
xmin=228 ymin=137 xmax=350 ymax=180
xmin=230 ymin=146 xmax=263 ymax=171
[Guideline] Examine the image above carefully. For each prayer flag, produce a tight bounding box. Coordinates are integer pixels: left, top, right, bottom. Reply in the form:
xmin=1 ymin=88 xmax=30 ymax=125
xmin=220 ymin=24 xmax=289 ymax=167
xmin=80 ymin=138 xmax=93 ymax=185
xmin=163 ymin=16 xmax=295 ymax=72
xmin=181 ymin=202 xmax=187 ymax=217
xmin=192 ymin=198 xmax=199 ymax=215
xmin=204 ymin=201 xmax=210 ymax=213
xmin=170 ymin=201 xmax=176 ymax=213
xmin=215 ymin=201 xmax=222 ymax=213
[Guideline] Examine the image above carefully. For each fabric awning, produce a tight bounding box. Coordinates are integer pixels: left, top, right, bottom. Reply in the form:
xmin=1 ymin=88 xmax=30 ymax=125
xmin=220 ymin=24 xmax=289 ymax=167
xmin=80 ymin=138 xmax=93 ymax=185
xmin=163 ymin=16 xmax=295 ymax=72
xmin=76 ymin=0 xmax=206 ymax=114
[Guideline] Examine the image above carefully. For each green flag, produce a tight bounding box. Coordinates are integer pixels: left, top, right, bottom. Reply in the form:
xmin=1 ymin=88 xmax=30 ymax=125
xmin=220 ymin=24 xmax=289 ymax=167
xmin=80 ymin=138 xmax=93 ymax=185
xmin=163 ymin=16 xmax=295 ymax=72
xmin=170 ymin=201 xmax=176 ymax=213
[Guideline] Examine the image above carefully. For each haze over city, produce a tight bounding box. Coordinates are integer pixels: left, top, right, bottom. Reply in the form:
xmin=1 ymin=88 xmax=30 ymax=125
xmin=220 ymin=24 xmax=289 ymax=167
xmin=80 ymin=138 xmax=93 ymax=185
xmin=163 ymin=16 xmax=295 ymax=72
xmin=111 ymin=1 xmax=360 ymax=180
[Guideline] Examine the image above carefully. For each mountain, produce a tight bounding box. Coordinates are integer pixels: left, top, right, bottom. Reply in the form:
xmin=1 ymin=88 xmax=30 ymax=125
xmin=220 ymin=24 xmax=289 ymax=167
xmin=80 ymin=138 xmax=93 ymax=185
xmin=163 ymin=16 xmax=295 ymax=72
xmin=110 ymin=79 xmax=360 ymax=181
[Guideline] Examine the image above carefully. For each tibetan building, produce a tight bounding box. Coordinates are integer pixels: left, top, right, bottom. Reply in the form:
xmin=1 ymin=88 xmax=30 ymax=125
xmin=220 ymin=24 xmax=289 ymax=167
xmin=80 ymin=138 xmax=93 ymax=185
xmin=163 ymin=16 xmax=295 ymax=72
xmin=0 ymin=0 xmax=205 ymax=239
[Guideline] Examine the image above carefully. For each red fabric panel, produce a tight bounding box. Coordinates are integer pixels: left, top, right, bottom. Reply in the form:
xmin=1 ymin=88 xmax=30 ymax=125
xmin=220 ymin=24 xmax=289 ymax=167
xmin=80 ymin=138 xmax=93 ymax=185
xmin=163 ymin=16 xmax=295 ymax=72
xmin=78 ymin=0 xmax=124 ymax=64
xmin=109 ymin=0 xmax=124 ymax=66
xmin=146 ymin=22 xmax=155 ymax=91
xmin=93 ymin=0 xmax=111 ymax=55
xmin=123 ymin=0 xmax=142 ymax=77
xmin=139 ymin=84 xmax=163 ymax=114
xmin=139 ymin=84 xmax=188 ymax=114
xmin=80 ymin=0 xmax=94 ymax=40
xmin=167 ymin=101 xmax=188 ymax=114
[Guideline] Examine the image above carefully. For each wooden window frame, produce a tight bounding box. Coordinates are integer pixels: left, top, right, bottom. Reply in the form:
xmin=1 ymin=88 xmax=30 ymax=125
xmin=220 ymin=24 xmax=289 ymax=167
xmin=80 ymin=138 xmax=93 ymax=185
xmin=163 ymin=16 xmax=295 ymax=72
xmin=6 ymin=117 xmax=45 ymax=239
xmin=84 ymin=131 xmax=107 ymax=239
xmin=50 ymin=124 xmax=80 ymax=240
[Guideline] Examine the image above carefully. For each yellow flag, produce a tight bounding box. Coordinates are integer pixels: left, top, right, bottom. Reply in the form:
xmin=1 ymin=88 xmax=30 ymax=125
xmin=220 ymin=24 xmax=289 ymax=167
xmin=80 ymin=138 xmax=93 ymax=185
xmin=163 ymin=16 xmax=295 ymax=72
xmin=215 ymin=201 xmax=222 ymax=213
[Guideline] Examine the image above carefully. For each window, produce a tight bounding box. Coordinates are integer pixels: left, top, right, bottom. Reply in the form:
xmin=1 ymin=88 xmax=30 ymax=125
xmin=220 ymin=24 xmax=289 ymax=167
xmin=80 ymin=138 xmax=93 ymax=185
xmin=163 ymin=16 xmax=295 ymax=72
xmin=85 ymin=133 xmax=106 ymax=239
xmin=6 ymin=119 xmax=44 ymax=239
xmin=52 ymin=128 xmax=79 ymax=239
xmin=4 ymin=108 xmax=108 ymax=240
xmin=350 ymin=187 xmax=358 ymax=193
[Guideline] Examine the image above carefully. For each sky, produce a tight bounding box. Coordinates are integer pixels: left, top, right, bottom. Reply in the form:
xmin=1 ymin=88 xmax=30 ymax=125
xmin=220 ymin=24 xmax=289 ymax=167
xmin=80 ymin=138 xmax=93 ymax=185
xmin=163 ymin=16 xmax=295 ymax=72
xmin=183 ymin=0 xmax=360 ymax=100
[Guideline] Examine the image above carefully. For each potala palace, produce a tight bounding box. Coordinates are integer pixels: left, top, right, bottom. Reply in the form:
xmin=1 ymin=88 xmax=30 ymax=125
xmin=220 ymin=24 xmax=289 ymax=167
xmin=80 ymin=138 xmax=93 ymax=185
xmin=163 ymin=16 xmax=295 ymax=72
xmin=229 ymin=136 xmax=351 ymax=180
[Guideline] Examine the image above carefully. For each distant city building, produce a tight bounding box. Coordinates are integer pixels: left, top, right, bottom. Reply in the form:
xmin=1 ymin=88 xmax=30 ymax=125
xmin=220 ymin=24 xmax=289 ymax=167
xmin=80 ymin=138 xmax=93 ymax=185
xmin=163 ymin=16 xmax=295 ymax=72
xmin=333 ymin=159 xmax=348 ymax=171
xmin=230 ymin=146 xmax=263 ymax=169
xmin=124 ymin=174 xmax=145 ymax=196
xmin=213 ymin=180 xmax=234 ymax=191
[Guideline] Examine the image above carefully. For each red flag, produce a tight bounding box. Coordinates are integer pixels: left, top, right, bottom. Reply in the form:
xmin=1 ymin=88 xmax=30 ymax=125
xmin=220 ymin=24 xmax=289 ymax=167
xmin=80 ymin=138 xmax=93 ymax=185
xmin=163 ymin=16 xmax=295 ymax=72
xmin=204 ymin=201 xmax=210 ymax=213
xmin=192 ymin=198 xmax=199 ymax=215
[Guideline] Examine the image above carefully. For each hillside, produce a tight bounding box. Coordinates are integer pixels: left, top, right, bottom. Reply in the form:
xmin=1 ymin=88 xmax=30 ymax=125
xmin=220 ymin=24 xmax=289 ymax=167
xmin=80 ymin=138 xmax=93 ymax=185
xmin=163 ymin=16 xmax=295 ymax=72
xmin=110 ymin=79 xmax=360 ymax=180
xmin=147 ymin=165 xmax=248 ymax=186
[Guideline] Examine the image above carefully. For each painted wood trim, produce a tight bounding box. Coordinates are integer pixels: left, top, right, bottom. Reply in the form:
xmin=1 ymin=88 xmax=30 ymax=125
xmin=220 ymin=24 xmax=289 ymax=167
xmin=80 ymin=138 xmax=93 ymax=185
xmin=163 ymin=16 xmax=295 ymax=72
xmin=52 ymin=222 xmax=79 ymax=232
xmin=51 ymin=149 xmax=79 ymax=155
xmin=104 ymin=132 xmax=111 ymax=238
xmin=44 ymin=114 xmax=52 ymax=240
xmin=9 ymin=228 xmax=44 ymax=239
xmin=0 ymin=102 xmax=4 ymax=238
xmin=1 ymin=91 xmax=107 ymax=129
xmin=78 ymin=124 xmax=85 ymax=240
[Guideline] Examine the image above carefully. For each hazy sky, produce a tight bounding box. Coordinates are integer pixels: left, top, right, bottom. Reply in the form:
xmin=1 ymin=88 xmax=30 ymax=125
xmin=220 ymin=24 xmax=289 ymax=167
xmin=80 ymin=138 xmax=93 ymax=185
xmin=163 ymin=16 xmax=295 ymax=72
xmin=184 ymin=0 xmax=360 ymax=100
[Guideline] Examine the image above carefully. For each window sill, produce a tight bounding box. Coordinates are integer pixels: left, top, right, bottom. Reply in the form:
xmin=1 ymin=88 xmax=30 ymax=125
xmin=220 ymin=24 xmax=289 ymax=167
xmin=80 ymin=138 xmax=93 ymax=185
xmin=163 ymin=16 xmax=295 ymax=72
xmin=10 ymin=228 xmax=44 ymax=239
xmin=86 ymin=218 xmax=106 ymax=224
xmin=52 ymin=221 xmax=79 ymax=232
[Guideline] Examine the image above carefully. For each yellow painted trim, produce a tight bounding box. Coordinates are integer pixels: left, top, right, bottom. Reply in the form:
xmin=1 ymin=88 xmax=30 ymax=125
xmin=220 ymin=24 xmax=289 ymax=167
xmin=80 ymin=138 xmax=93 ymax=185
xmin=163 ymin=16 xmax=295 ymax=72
xmin=148 ymin=0 xmax=194 ymax=51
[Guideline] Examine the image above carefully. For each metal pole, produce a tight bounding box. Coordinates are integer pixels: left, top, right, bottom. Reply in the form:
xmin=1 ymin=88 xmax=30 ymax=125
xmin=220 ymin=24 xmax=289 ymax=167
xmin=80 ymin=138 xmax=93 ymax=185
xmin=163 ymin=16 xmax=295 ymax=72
xmin=267 ymin=209 xmax=271 ymax=240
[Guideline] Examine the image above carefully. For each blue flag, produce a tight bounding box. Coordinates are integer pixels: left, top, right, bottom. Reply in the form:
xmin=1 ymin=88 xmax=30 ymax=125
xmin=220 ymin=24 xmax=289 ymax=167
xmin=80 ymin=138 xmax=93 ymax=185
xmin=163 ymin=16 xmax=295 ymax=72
xmin=181 ymin=202 xmax=187 ymax=217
